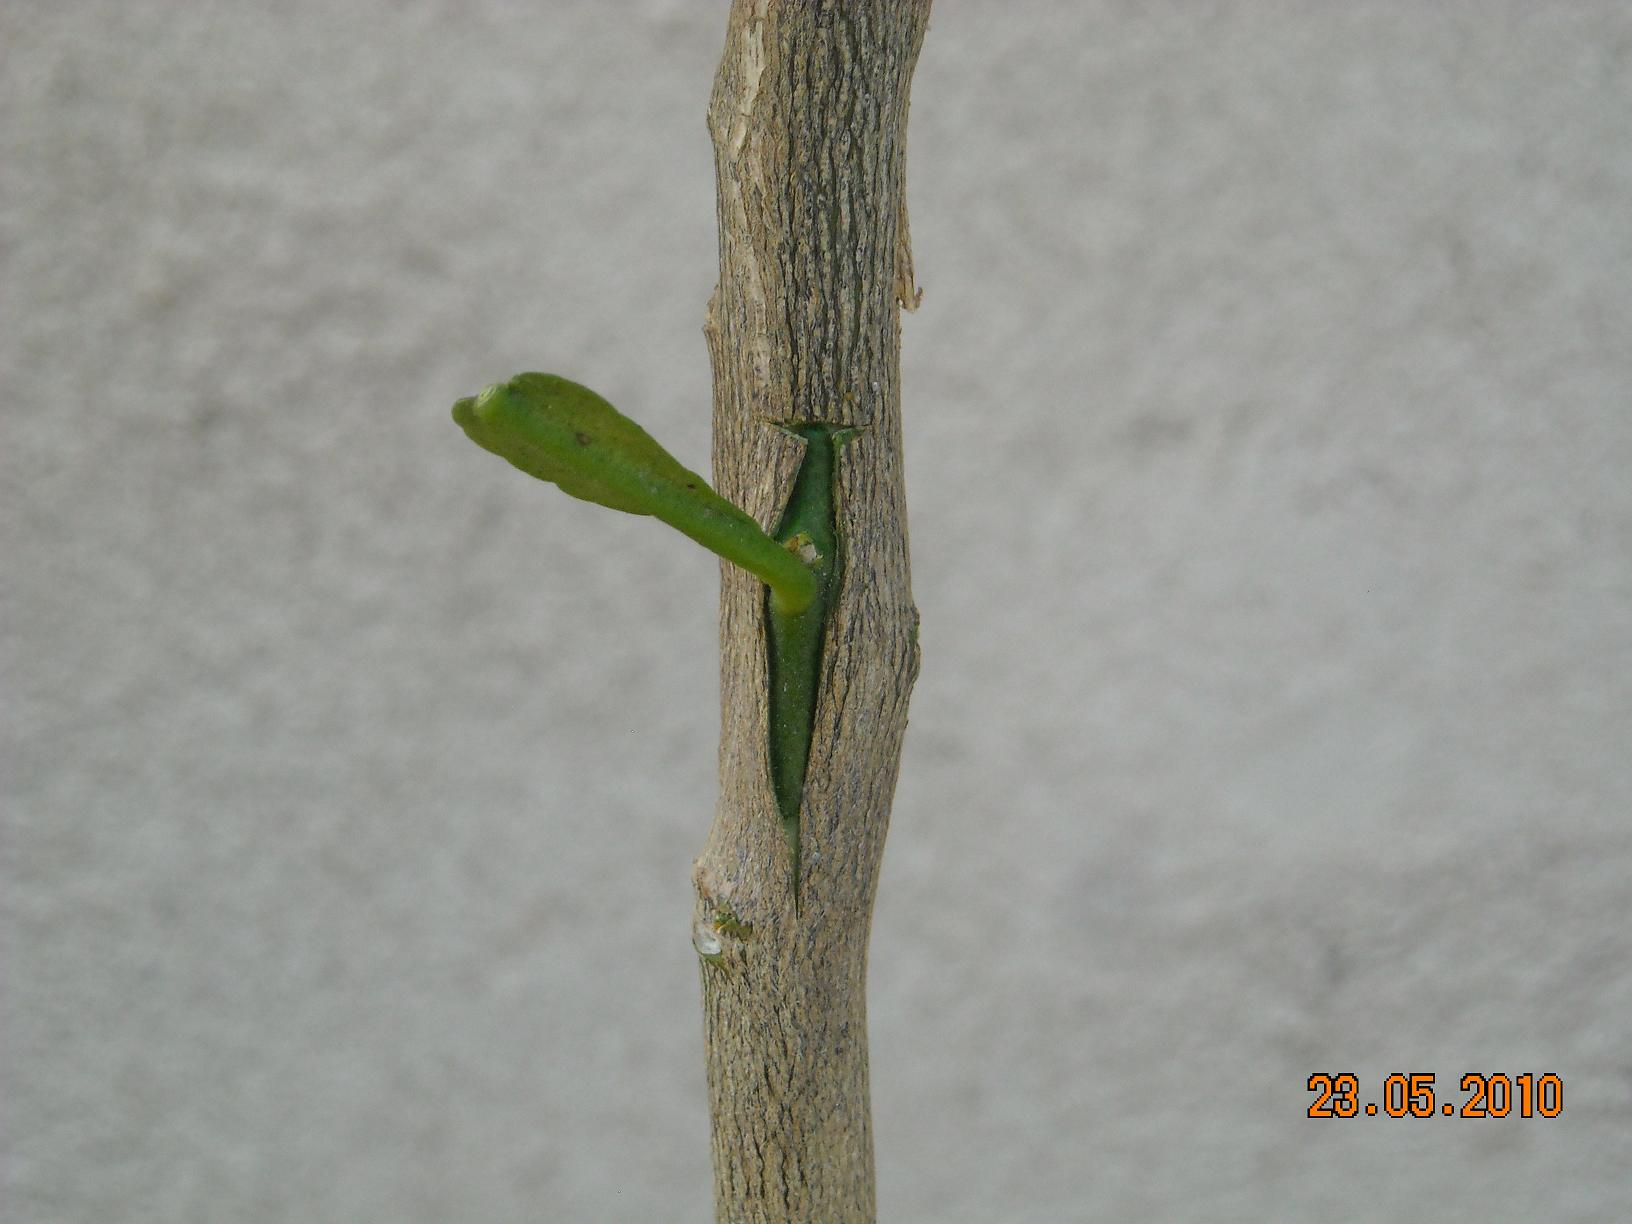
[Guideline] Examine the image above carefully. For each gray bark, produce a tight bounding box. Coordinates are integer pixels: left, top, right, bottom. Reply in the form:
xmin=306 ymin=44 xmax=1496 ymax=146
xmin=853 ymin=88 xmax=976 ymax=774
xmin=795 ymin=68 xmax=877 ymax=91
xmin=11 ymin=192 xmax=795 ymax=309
xmin=692 ymin=2 xmax=931 ymax=1220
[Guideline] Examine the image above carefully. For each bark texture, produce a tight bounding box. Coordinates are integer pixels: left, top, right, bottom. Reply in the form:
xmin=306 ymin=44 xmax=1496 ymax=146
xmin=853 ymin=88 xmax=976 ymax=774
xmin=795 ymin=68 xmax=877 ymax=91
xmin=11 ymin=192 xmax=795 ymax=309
xmin=693 ymin=2 xmax=930 ymax=1220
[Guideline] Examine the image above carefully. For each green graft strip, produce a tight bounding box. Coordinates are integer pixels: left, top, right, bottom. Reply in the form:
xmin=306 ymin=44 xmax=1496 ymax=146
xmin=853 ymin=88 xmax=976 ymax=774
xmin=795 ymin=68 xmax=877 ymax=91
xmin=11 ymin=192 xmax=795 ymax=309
xmin=765 ymin=426 xmax=840 ymax=898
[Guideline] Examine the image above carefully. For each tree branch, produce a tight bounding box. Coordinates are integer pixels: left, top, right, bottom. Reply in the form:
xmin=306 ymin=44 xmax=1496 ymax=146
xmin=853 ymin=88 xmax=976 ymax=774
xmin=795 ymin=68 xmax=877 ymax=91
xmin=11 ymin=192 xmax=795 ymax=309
xmin=693 ymin=2 xmax=930 ymax=1219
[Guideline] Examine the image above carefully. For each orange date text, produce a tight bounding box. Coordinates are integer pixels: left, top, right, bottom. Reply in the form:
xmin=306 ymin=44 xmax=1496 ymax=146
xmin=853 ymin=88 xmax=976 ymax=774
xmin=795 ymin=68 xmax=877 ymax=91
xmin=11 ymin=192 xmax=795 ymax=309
xmin=1306 ymin=1073 xmax=1561 ymax=1118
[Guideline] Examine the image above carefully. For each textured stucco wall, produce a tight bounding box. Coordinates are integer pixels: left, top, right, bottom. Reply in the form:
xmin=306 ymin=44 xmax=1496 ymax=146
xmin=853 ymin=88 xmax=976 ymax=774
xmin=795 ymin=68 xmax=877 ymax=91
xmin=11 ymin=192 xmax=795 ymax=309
xmin=5 ymin=3 xmax=1630 ymax=1221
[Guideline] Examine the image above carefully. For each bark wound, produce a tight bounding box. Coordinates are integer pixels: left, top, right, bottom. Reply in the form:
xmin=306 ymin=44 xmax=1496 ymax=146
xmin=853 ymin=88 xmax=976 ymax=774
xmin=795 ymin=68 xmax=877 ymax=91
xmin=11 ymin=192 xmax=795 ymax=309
xmin=695 ymin=3 xmax=930 ymax=1220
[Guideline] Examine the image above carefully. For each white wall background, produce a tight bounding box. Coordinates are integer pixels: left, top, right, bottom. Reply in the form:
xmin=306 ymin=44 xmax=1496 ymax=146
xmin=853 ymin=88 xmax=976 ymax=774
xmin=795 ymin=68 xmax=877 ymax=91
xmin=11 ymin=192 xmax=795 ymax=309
xmin=5 ymin=3 xmax=1630 ymax=1221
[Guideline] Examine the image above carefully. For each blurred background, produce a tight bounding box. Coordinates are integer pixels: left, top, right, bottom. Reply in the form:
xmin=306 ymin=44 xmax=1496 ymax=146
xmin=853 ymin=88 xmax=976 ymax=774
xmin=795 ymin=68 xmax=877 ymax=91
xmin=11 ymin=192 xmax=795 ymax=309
xmin=5 ymin=2 xmax=1630 ymax=1220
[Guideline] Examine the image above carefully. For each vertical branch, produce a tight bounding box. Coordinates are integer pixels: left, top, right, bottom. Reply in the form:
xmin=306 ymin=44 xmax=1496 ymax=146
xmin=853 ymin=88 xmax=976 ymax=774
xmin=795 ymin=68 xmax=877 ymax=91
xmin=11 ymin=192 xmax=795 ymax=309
xmin=694 ymin=2 xmax=930 ymax=1220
